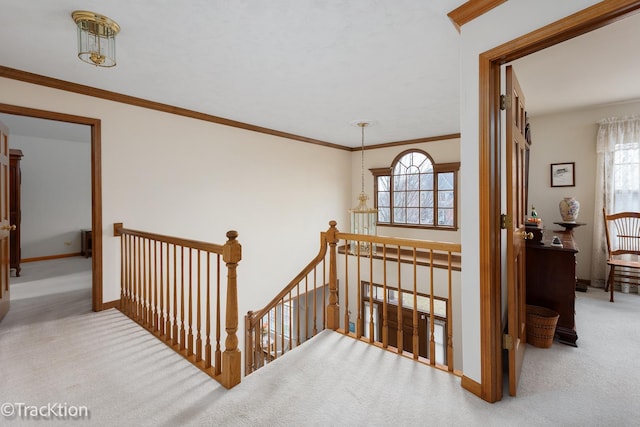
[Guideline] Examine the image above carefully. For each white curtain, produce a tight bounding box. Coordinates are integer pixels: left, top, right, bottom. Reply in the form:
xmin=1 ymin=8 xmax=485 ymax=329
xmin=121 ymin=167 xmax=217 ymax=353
xmin=590 ymin=116 xmax=640 ymax=288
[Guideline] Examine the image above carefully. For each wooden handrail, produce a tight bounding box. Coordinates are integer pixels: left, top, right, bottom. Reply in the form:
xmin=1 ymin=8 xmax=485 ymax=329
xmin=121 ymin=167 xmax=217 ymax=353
xmin=114 ymin=222 xmax=241 ymax=389
xmin=245 ymin=220 xmax=462 ymax=375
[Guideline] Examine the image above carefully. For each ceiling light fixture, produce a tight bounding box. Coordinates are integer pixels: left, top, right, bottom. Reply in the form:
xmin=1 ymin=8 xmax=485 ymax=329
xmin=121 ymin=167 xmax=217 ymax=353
xmin=72 ymin=11 xmax=120 ymax=67
xmin=349 ymin=121 xmax=377 ymax=254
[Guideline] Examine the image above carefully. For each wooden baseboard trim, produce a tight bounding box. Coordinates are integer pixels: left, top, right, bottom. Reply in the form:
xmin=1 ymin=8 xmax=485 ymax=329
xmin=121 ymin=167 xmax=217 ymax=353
xmin=461 ymin=375 xmax=483 ymax=399
xmin=101 ymin=299 xmax=120 ymax=311
xmin=22 ymin=253 xmax=83 ymax=263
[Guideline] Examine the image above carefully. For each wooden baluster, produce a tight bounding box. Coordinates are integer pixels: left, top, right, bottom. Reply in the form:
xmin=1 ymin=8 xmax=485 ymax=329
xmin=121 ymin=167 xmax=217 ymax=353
xmin=166 ymin=243 xmax=172 ymax=342
xmin=180 ymin=246 xmax=186 ymax=352
xmin=145 ymin=239 xmax=155 ymax=331
xmin=137 ymin=236 xmax=142 ymax=322
xmin=128 ymin=235 xmax=134 ymax=316
xmin=196 ymin=249 xmax=202 ymax=362
xmin=215 ymin=254 xmax=221 ymax=376
xmin=187 ymin=248 xmax=194 ymax=356
xmin=205 ymin=254 xmax=212 ymax=369
xmin=153 ymin=239 xmax=159 ymax=333
xmin=369 ymin=249 xmax=374 ymax=343
xmin=305 ymin=275 xmax=309 ymax=341
xmin=296 ymin=284 xmax=301 ymax=346
xmin=120 ymin=230 xmax=125 ymax=312
xmin=326 ymin=221 xmax=339 ymax=330
xmin=447 ymin=251 xmax=454 ymax=371
xmin=429 ymin=249 xmax=436 ymax=366
xmin=312 ymin=267 xmax=317 ymax=336
xmin=172 ymin=244 xmax=178 ymax=347
xmin=396 ymin=244 xmax=402 ymax=354
xmin=221 ymin=230 xmax=241 ymax=389
xmin=322 ymin=258 xmax=326 ymax=330
xmin=142 ymin=237 xmax=147 ymax=326
xmin=412 ymin=248 xmax=419 ymax=360
xmin=288 ymin=293 xmax=292 ymax=351
xmin=343 ymin=239 xmax=349 ymax=334
xmin=244 ymin=311 xmax=253 ymax=374
xmin=159 ymin=242 xmax=165 ymax=337
xmin=382 ymin=244 xmax=388 ymax=348
xmin=356 ymin=241 xmax=362 ymax=338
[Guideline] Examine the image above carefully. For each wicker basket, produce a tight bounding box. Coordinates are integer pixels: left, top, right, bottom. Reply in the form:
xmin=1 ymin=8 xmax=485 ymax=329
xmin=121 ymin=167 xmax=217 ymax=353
xmin=526 ymin=305 xmax=559 ymax=348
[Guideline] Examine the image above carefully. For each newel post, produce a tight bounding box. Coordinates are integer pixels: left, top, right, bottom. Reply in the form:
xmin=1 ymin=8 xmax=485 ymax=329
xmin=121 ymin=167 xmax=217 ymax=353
xmin=221 ymin=230 xmax=242 ymax=388
xmin=326 ymin=220 xmax=340 ymax=330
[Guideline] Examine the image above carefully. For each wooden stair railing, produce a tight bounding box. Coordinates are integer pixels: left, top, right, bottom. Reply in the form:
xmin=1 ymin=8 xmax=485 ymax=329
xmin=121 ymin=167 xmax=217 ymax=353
xmin=113 ymin=223 xmax=242 ymax=389
xmin=246 ymin=221 xmax=462 ymax=375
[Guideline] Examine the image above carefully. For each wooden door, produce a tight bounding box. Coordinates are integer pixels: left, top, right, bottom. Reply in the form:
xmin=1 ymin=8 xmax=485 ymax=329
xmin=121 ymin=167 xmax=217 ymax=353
xmin=505 ymin=65 xmax=530 ymax=396
xmin=0 ymin=120 xmax=11 ymax=321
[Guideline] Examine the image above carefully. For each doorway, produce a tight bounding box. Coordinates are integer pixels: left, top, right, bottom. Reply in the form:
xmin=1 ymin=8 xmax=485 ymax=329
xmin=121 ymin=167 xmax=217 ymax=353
xmin=476 ymin=1 xmax=640 ymax=403
xmin=0 ymin=103 xmax=103 ymax=312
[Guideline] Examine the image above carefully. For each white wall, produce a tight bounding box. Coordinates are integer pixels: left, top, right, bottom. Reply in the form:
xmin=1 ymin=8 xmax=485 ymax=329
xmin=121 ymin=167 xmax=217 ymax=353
xmin=459 ymin=0 xmax=601 ymax=383
xmin=8 ymin=134 xmax=91 ymax=259
xmin=351 ymin=138 xmax=461 ymax=243
xmin=0 ymin=77 xmax=352 ymax=340
xmin=527 ymin=100 xmax=640 ymax=282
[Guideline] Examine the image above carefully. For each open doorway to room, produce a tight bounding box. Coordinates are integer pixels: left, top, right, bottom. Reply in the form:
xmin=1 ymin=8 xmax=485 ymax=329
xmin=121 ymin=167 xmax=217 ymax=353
xmin=0 ymin=105 xmax=103 ymax=314
xmin=476 ymin=1 xmax=640 ymax=403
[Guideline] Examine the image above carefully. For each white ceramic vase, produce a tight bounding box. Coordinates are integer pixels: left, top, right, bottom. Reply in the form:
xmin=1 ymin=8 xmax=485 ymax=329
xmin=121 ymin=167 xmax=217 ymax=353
xmin=559 ymin=197 xmax=580 ymax=223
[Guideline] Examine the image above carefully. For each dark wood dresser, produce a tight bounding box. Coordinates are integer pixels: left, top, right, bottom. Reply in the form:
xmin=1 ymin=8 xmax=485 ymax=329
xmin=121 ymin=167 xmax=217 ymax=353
xmin=526 ymin=229 xmax=578 ymax=346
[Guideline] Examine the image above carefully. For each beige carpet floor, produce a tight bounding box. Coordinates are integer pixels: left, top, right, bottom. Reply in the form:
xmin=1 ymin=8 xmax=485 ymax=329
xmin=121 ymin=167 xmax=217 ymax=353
xmin=1 ymin=258 xmax=639 ymax=426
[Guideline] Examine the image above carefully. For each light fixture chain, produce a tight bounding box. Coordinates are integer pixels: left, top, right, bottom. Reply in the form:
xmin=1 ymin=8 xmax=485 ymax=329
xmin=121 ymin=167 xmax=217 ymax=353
xmin=361 ymin=123 xmax=365 ymax=194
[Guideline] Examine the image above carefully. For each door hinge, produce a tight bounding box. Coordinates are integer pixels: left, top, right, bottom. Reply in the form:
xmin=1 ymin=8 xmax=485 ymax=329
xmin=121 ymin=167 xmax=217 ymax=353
xmin=503 ymin=333 xmax=513 ymax=350
xmin=500 ymin=94 xmax=511 ymax=110
xmin=500 ymin=214 xmax=512 ymax=229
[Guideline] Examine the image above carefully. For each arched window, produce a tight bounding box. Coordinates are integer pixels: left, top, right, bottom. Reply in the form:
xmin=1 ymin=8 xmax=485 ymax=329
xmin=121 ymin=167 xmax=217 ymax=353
xmin=371 ymin=149 xmax=459 ymax=229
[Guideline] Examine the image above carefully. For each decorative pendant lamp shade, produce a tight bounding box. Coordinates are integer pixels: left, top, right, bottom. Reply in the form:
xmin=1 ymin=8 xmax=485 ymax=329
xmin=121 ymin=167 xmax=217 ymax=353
xmin=349 ymin=121 xmax=377 ymax=254
xmin=72 ymin=11 xmax=120 ymax=67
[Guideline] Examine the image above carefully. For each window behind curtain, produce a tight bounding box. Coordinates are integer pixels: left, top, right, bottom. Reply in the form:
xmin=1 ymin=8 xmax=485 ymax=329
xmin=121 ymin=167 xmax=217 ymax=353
xmin=613 ymin=142 xmax=640 ymax=212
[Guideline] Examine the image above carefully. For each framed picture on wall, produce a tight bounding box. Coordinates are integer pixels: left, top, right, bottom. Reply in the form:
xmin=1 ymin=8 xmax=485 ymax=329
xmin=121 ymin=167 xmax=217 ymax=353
xmin=550 ymin=162 xmax=575 ymax=187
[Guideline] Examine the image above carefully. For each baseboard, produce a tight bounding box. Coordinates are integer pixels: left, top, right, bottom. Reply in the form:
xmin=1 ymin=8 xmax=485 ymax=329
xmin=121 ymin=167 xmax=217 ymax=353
xmin=22 ymin=253 xmax=83 ymax=263
xmin=461 ymin=375 xmax=483 ymax=399
xmin=101 ymin=299 xmax=121 ymax=311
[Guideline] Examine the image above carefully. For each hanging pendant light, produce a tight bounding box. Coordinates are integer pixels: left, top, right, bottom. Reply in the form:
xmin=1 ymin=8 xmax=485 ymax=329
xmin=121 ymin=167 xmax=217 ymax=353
xmin=349 ymin=121 xmax=377 ymax=254
xmin=72 ymin=11 xmax=120 ymax=67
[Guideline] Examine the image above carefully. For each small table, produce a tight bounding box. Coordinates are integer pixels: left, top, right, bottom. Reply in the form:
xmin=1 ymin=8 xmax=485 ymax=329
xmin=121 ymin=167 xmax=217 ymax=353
xmin=553 ymin=222 xmax=586 ymax=231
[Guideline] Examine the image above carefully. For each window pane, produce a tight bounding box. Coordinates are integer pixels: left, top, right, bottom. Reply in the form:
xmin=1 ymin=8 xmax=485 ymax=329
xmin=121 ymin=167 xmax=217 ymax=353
xmin=406 ymin=208 xmax=420 ymax=224
xmin=378 ymin=176 xmax=390 ymax=192
xmin=407 ymin=173 xmax=420 ymax=190
xmin=378 ymin=207 xmax=390 ymax=223
xmin=393 ymin=175 xmax=406 ymax=191
xmin=407 ymin=191 xmax=419 ymax=207
xmin=438 ymin=190 xmax=454 ymax=208
xmin=378 ymin=191 xmax=390 ymax=207
xmin=420 ymin=191 xmax=434 ymax=207
xmin=438 ymin=208 xmax=454 ymax=226
xmin=420 ymin=172 xmax=433 ymax=190
xmin=394 ymin=207 xmax=406 ymax=223
xmin=438 ymin=172 xmax=454 ymax=190
xmin=420 ymin=208 xmax=434 ymax=224
xmin=394 ymin=192 xmax=406 ymax=206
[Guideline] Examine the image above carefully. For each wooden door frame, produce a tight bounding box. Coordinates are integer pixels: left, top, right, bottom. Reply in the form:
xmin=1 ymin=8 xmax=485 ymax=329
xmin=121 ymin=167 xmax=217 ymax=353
xmin=475 ymin=0 xmax=640 ymax=403
xmin=0 ymin=103 xmax=103 ymax=312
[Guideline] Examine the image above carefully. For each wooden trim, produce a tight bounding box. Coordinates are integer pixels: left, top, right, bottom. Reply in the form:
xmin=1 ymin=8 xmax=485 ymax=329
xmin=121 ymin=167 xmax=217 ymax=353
xmin=461 ymin=375 xmax=483 ymax=398
xmin=478 ymin=0 xmax=640 ymax=403
xmin=22 ymin=253 xmax=82 ymax=263
xmin=355 ymin=133 xmax=461 ymax=152
xmin=0 ymin=66 xmax=349 ymax=151
xmin=448 ymin=0 xmax=508 ymax=32
xmin=0 ymin=103 xmax=103 ymax=313
xmin=102 ymin=299 xmax=120 ymax=310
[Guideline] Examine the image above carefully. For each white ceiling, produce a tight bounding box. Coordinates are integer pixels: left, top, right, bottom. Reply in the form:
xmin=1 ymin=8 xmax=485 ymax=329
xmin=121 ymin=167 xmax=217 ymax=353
xmin=1 ymin=2 xmax=639 ymax=147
